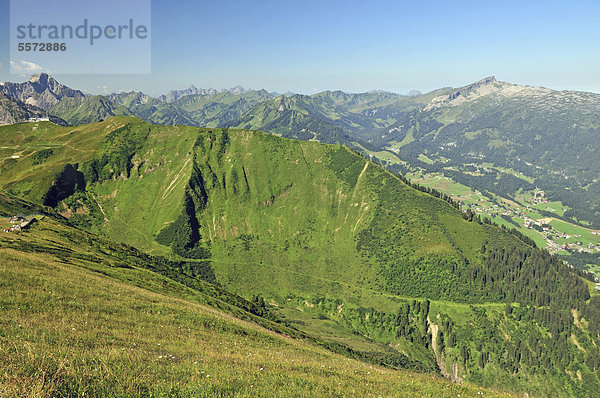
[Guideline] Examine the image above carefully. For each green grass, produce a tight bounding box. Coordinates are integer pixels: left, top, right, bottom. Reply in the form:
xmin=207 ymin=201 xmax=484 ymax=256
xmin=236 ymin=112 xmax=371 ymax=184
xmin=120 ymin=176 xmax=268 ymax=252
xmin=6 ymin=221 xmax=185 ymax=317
xmin=549 ymin=219 xmax=599 ymax=244
xmin=518 ymin=225 xmax=549 ymax=248
xmin=386 ymin=129 xmax=415 ymax=149
xmin=0 ymin=216 xmax=512 ymax=397
xmin=0 ymin=217 xmax=11 ymax=229
xmin=407 ymin=172 xmax=478 ymax=199
xmin=492 ymin=166 xmax=535 ymax=184
xmin=0 ymin=119 xmax=129 ymax=203
xmin=353 ymin=143 xmax=406 ymax=166
xmin=418 ymin=153 xmax=434 ymax=164
xmin=532 ymin=201 xmax=567 ymax=217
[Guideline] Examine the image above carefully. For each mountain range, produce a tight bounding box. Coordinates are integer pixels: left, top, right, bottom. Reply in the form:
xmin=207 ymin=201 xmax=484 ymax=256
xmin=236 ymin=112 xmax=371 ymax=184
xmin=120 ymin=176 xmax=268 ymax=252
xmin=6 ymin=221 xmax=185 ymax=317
xmin=2 ymin=74 xmax=600 ymax=232
xmin=158 ymin=84 xmax=249 ymax=102
xmin=0 ymin=92 xmax=47 ymax=125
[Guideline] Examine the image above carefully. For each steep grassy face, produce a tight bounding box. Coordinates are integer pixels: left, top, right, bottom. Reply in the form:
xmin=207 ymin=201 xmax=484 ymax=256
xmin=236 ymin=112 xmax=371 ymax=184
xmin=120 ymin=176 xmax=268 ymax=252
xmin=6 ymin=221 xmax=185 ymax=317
xmin=0 ymin=118 xmax=203 ymax=253
xmin=45 ymin=121 xmax=486 ymax=303
xmin=188 ymin=129 xmax=481 ymax=303
xmin=2 ymin=117 xmax=600 ymax=396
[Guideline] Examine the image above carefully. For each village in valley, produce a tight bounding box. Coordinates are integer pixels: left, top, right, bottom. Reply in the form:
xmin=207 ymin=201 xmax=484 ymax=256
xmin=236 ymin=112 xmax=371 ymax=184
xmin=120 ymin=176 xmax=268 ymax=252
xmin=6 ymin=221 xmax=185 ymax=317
xmin=366 ymin=148 xmax=600 ymax=262
xmin=404 ymin=171 xmax=600 ymax=275
xmin=467 ymin=189 xmax=600 ymax=255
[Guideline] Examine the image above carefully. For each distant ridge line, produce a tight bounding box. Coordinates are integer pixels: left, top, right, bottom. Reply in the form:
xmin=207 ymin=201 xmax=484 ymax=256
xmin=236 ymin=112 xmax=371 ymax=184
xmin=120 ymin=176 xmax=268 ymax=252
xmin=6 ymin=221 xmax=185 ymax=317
xmin=448 ymin=76 xmax=496 ymax=101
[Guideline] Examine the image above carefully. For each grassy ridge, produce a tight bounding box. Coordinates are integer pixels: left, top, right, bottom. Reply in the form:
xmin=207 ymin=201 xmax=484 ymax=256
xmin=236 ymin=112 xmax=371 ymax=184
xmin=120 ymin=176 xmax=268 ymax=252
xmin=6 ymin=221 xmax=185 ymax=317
xmin=0 ymin=119 xmax=130 ymax=203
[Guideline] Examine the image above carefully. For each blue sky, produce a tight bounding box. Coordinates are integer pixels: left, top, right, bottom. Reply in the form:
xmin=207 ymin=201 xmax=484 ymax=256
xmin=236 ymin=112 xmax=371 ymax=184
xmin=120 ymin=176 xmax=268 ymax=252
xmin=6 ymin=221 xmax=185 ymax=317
xmin=1 ymin=0 xmax=599 ymax=96
xmin=8 ymin=0 xmax=151 ymax=74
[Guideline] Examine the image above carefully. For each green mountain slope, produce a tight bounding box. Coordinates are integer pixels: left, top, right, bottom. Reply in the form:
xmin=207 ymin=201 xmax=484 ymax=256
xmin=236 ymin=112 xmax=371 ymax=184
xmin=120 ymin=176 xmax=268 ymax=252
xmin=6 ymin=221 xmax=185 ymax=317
xmin=2 ymin=117 xmax=600 ymax=396
xmin=0 ymin=194 xmax=511 ymax=397
xmin=171 ymin=90 xmax=273 ymax=127
xmin=222 ymin=95 xmax=353 ymax=144
xmin=221 ymin=89 xmax=451 ymax=145
xmin=218 ymin=79 xmax=600 ymax=231
xmin=48 ymin=95 xmax=133 ymax=125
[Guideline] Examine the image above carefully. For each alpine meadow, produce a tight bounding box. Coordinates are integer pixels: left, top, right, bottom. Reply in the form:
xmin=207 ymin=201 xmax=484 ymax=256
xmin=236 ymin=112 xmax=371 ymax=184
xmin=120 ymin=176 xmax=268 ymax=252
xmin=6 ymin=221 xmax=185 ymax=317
xmin=0 ymin=113 xmax=599 ymax=397
xmin=2 ymin=1 xmax=600 ymax=397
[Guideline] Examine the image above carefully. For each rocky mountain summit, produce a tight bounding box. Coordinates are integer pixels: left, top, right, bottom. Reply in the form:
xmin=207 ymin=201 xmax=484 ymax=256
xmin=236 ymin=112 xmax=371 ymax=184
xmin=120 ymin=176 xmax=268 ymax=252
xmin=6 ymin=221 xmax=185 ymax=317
xmin=447 ymin=76 xmax=497 ymax=100
xmin=159 ymin=85 xmax=249 ymax=102
xmin=0 ymin=73 xmax=85 ymax=110
xmin=158 ymin=85 xmax=217 ymax=102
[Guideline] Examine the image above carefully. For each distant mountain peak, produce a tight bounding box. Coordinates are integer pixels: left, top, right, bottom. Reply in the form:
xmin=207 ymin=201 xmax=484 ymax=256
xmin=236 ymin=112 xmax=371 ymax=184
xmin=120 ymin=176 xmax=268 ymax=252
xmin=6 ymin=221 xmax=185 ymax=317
xmin=407 ymin=89 xmax=422 ymax=97
xmin=448 ymin=76 xmax=496 ymax=100
xmin=0 ymin=74 xmax=84 ymax=110
xmin=28 ymin=73 xmax=58 ymax=93
xmin=159 ymin=85 xmax=219 ymax=103
xmin=367 ymin=89 xmax=392 ymax=94
xmin=29 ymin=72 xmax=50 ymax=83
xmin=424 ymin=76 xmax=500 ymax=110
xmin=219 ymin=85 xmax=248 ymax=95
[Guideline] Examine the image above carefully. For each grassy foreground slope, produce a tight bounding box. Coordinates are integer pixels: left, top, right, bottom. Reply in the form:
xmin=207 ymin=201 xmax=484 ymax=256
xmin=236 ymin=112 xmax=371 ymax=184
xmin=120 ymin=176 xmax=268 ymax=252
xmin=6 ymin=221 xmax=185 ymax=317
xmin=0 ymin=200 xmax=507 ymax=397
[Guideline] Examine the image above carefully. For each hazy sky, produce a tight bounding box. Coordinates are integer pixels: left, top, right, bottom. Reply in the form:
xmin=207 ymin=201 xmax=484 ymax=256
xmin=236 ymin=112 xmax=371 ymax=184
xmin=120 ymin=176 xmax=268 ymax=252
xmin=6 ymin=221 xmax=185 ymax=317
xmin=1 ymin=0 xmax=599 ymax=96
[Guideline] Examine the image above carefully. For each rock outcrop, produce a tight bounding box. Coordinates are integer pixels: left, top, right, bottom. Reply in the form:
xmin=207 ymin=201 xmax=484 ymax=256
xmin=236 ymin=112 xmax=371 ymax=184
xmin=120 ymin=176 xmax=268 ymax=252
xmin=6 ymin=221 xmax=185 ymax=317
xmin=0 ymin=73 xmax=85 ymax=110
xmin=447 ymin=76 xmax=497 ymax=101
